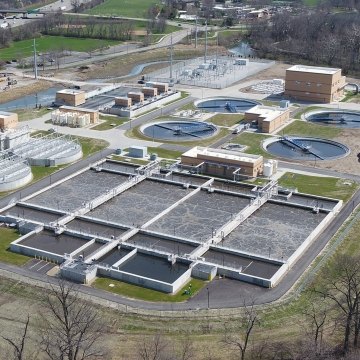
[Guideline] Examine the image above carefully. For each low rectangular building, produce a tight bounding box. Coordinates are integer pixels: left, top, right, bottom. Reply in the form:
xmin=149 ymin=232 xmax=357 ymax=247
xmin=115 ymin=97 xmax=132 ymax=107
xmin=146 ymin=81 xmax=169 ymax=94
xmin=59 ymin=106 xmax=99 ymax=124
xmin=56 ymin=89 xmax=86 ymax=106
xmin=0 ymin=111 xmax=18 ymax=130
xmin=181 ymin=146 xmax=263 ymax=178
xmin=127 ymin=92 xmax=144 ymax=104
xmin=284 ymin=65 xmax=346 ymax=103
xmin=142 ymin=87 xmax=158 ymax=97
xmin=244 ymin=105 xmax=290 ymax=133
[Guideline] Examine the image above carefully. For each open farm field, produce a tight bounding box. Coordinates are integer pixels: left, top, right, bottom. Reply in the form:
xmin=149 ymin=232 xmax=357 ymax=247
xmin=0 ymin=36 xmax=119 ymax=61
xmin=87 ymin=0 xmax=162 ymax=18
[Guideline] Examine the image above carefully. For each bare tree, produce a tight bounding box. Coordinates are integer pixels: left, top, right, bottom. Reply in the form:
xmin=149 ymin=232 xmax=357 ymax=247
xmin=315 ymin=254 xmax=360 ymax=354
xmin=38 ymin=279 xmax=105 ymax=360
xmin=302 ymin=300 xmax=329 ymax=355
xmin=1 ymin=315 xmax=30 ymax=360
xmin=176 ymin=333 xmax=195 ymax=360
xmin=222 ymin=300 xmax=260 ymax=360
xmin=137 ymin=333 xmax=168 ymax=360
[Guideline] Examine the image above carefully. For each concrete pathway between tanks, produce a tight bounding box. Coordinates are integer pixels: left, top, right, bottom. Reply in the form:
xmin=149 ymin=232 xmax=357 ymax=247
xmin=0 ymin=188 xmax=359 ymax=314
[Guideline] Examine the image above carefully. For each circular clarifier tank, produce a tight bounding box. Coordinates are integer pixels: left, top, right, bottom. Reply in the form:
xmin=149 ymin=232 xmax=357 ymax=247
xmin=305 ymin=110 xmax=360 ymax=129
xmin=264 ymin=136 xmax=349 ymax=161
xmin=195 ymin=97 xmax=259 ymax=113
xmin=141 ymin=120 xmax=217 ymax=141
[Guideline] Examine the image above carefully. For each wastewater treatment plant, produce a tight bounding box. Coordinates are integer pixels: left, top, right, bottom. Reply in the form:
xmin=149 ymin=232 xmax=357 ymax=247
xmin=0 ymin=159 xmax=342 ymax=294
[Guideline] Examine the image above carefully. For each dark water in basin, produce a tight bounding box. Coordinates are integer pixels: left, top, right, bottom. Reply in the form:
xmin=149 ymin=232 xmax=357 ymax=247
xmin=266 ymin=138 xmax=348 ymax=160
xmin=196 ymin=98 xmax=259 ymax=113
xmin=119 ymin=253 xmax=188 ymax=283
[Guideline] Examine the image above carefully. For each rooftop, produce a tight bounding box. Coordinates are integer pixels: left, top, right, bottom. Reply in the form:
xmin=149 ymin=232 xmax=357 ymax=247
xmin=182 ymin=146 xmax=263 ymax=164
xmin=287 ymin=65 xmax=341 ymax=75
xmin=246 ymin=105 xmax=288 ymax=122
xmin=0 ymin=110 xmax=15 ymax=117
xmin=59 ymin=105 xmax=98 ymax=113
xmin=57 ymin=89 xmax=85 ymax=95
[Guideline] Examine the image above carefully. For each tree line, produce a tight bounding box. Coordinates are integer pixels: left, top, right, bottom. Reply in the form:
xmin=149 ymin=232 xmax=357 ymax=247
xmin=248 ymin=5 xmax=360 ymax=74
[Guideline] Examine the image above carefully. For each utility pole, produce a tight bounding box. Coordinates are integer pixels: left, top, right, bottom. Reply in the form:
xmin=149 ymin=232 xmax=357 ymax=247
xmin=33 ymin=38 xmax=38 ymax=80
xmin=169 ymin=33 xmax=174 ymax=83
xmin=195 ymin=16 xmax=198 ymax=49
xmin=204 ymin=21 xmax=208 ymax=63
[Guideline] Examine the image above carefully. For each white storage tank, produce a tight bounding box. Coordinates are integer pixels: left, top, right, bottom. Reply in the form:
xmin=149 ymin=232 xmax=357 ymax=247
xmin=59 ymin=113 xmax=67 ymax=125
xmin=78 ymin=115 xmax=86 ymax=127
xmin=84 ymin=114 xmax=90 ymax=126
xmin=263 ymin=163 xmax=273 ymax=177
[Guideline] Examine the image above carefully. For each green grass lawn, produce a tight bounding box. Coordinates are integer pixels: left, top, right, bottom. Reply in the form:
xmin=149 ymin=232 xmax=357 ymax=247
xmin=93 ymin=277 xmax=205 ymax=302
xmin=110 ymin=155 xmax=149 ymax=165
xmin=232 ymin=132 xmax=272 ymax=157
xmin=208 ymin=114 xmax=244 ymax=127
xmin=91 ymin=115 xmax=128 ymax=131
xmin=278 ymin=172 xmax=359 ymax=201
xmin=76 ymin=137 xmax=109 ymax=157
xmin=146 ymin=147 xmax=182 ymax=159
xmin=87 ymin=0 xmax=162 ymax=18
xmin=0 ymin=228 xmax=30 ymax=266
xmin=14 ymin=108 xmax=50 ymax=122
xmin=303 ymin=0 xmax=321 ymax=6
xmin=0 ymin=36 xmax=119 ymax=61
xmin=281 ymin=120 xmax=341 ymax=139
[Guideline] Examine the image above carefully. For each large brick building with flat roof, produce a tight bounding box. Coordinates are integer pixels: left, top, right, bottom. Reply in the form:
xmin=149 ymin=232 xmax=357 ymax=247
xmin=284 ymin=65 xmax=346 ymax=103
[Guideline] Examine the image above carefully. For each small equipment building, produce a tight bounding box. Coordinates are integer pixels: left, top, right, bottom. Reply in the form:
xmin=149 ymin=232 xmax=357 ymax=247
xmin=244 ymin=105 xmax=290 ymax=133
xmin=181 ymin=146 xmax=263 ymax=178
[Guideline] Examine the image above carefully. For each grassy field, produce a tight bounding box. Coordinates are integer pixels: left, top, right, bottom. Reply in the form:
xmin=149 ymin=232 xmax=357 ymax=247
xmin=87 ymin=0 xmax=162 ymax=18
xmin=278 ymin=172 xmax=358 ymax=201
xmin=0 ymin=36 xmax=119 ymax=61
xmin=232 ymin=132 xmax=272 ymax=157
xmin=146 ymin=147 xmax=182 ymax=159
xmin=0 ymin=228 xmax=30 ymax=266
xmin=14 ymin=107 xmax=50 ymax=122
xmin=281 ymin=120 xmax=341 ymax=139
xmin=93 ymin=277 xmax=205 ymax=302
xmin=91 ymin=115 xmax=128 ymax=131
xmin=208 ymin=114 xmax=244 ymax=127
xmin=76 ymin=137 xmax=109 ymax=157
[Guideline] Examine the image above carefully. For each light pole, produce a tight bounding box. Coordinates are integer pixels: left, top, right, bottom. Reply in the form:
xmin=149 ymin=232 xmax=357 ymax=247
xmin=207 ymin=287 xmax=210 ymax=309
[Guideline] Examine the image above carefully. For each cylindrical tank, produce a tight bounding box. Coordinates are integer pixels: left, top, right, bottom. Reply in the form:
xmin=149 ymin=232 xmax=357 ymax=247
xmin=78 ymin=115 xmax=86 ymax=127
xmin=263 ymin=163 xmax=273 ymax=177
xmin=59 ymin=113 xmax=67 ymax=125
